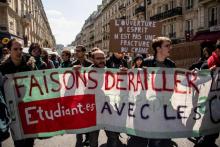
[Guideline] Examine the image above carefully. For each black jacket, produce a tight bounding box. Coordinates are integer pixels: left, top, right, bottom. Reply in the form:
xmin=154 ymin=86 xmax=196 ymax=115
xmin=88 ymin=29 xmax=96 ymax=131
xmin=142 ymin=56 xmax=176 ymax=68
xmin=106 ymin=55 xmax=128 ymax=69
xmin=0 ymin=54 xmax=33 ymax=75
xmin=61 ymin=60 xmax=73 ymax=68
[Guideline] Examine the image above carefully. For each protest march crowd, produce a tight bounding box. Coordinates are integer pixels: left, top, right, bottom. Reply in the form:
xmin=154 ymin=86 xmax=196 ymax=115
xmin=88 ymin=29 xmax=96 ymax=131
xmin=0 ymin=37 xmax=220 ymax=147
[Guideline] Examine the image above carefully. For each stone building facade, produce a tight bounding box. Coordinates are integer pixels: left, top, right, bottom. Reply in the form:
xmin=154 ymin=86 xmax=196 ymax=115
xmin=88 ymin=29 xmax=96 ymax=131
xmin=0 ymin=0 xmax=55 ymax=47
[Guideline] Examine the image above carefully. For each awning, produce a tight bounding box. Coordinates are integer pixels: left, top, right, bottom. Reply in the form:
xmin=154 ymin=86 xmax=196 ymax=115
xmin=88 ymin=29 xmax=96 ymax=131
xmin=192 ymin=31 xmax=220 ymax=42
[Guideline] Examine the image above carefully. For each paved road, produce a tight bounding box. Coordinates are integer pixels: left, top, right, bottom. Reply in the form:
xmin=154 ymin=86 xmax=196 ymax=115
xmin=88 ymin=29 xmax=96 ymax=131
xmin=2 ymin=130 xmax=220 ymax=147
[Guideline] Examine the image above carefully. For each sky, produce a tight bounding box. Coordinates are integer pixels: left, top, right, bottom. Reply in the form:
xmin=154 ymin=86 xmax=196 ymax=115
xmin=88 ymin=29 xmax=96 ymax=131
xmin=42 ymin=0 xmax=102 ymax=46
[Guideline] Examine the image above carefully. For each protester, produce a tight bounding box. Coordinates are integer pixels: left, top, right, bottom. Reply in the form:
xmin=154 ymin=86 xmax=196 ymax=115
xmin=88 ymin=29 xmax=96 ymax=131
xmin=105 ymin=51 xmax=128 ymax=147
xmin=147 ymin=37 xmax=175 ymax=147
xmin=132 ymin=54 xmax=143 ymax=68
xmin=0 ymin=39 xmax=35 ymax=147
xmin=41 ymin=49 xmax=55 ymax=69
xmin=195 ymin=40 xmax=220 ymax=147
xmin=51 ymin=53 xmax=60 ymax=68
xmin=72 ymin=45 xmax=93 ymax=67
xmin=60 ymin=49 xmax=73 ymax=68
xmin=80 ymin=49 xmax=107 ymax=147
xmin=127 ymin=37 xmax=176 ymax=147
xmin=29 ymin=43 xmax=47 ymax=70
xmin=207 ymin=40 xmax=220 ymax=69
xmin=189 ymin=46 xmax=213 ymax=70
xmin=73 ymin=45 xmax=92 ymax=147
xmin=106 ymin=52 xmax=128 ymax=69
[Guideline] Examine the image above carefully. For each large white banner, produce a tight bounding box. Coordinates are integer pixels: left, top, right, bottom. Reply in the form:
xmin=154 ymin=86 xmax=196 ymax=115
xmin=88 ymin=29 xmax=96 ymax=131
xmin=4 ymin=67 xmax=220 ymax=140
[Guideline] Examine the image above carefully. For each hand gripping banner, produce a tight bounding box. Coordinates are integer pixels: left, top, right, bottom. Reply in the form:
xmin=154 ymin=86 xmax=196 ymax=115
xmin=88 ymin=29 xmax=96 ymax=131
xmin=3 ymin=67 xmax=220 ymax=140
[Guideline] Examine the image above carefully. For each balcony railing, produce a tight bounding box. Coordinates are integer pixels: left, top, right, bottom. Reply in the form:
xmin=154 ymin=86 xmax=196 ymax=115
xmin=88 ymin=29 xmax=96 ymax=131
xmin=150 ymin=7 xmax=182 ymax=21
xmin=135 ymin=6 xmax=145 ymax=15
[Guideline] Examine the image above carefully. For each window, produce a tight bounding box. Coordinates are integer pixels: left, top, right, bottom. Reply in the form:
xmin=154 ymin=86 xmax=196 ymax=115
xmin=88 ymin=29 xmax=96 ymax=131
xmin=186 ymin=0 xmax=193 ymax=10
xmin=170 ymin=1 xmax=176 ymax=9
xmin=157 ymin=6 xmax=162 ymax=13
xmin=208 ymin=7 xmax=218 ymax=27
xmin=169 ymin=23 xmax=176 ymax=38
xmin=164 ymin=4 xmax=169 ymax=11
xmin=162 ymin=25 xmax=166 ymax=36
xmin=185 ymin=19 xmax=192 ymax=31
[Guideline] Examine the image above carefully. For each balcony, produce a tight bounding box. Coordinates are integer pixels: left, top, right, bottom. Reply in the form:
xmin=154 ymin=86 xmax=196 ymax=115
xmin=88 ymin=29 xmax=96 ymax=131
xmin=150 ymin=7 xmax=182 ymax=21
xmin=135 ymin=6 xmax=145 ymax=15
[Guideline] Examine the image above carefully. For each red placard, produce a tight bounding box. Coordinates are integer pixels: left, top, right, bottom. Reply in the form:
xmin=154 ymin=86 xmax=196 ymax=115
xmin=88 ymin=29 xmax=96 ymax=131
xmin=18 ymin=94 xmax=96 ymax=134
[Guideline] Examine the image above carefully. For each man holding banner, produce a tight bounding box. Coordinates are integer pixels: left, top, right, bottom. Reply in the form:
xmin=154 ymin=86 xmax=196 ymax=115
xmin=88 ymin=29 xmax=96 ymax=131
xmin=105 ymin=52 xmax=128 ymax=147
xmin=73 ymin=45 xmax=93 ymax=147
xmin=128 ymin=36 xmax=176 ymax=147
xmin=0 ymin=39 xmax=35 ymax=147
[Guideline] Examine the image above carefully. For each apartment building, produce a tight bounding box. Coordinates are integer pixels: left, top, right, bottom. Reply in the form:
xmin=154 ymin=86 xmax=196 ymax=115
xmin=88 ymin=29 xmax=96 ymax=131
xmin=73 ymin=0 xmax=138 ymax=53
xmin=147 ymin=0 xmax=220 ymax=43
xmin=0 ymin=0 xmax=55 ymax=47
xmin=73 ymin=0 xmax=220 ymax=68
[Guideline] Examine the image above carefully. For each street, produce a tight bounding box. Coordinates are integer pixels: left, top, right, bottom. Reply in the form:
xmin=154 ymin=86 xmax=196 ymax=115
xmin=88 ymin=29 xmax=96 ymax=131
xmin=2 ymin=130 xmax=220 ymax=147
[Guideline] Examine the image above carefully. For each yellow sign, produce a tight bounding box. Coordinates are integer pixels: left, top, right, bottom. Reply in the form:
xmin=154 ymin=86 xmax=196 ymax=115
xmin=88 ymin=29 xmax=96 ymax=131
xmin=2 ymin=38 xmax=10 ymax=44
